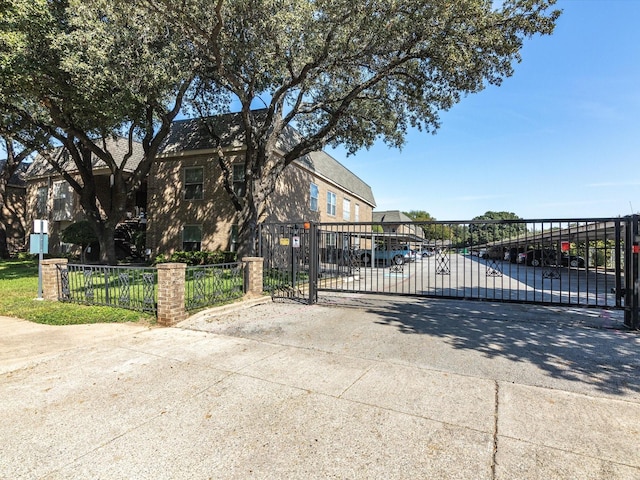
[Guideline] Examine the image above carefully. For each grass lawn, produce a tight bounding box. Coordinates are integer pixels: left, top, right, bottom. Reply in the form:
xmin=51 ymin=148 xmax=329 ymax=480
xmin=0 ymin=259 xmax=154 ymax=326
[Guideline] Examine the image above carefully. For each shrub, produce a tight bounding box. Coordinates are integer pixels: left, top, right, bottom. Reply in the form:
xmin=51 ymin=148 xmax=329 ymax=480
xmin=61 ymin=221 xmax=98 ymax=247
xmin=153 ymin=250 xmax=237 ymax=266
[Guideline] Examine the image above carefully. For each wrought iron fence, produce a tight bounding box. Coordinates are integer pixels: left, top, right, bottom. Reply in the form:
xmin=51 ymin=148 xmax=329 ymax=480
xmin=259 ymin=216 xmax=639 ymax=325
xmin=57 ymin=264 xmax=157 ymax=313
xmin=258 ymin=223 xmax=311 ymax=300
xmin=311 ymin=218 xmax=631 ymax=309
xmin=185 ymin=262 xmax=244 ymax=311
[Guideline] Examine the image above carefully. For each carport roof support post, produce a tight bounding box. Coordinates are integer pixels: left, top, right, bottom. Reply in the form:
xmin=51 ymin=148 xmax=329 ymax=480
xmin=157 ymin=262 xmax=187 ymax=326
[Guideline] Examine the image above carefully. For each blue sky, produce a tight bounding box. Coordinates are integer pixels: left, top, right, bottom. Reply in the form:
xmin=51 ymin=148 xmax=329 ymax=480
xmin=328 ymin=0 xmax=640 ymax=221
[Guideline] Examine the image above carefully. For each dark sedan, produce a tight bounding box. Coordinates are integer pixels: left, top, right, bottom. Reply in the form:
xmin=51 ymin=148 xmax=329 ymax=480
xmin=520 ymin=249 xmax=585 ymax=268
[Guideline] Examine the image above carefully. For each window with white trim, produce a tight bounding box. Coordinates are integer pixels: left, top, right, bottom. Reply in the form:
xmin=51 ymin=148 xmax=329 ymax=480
xmin=184 ymin=167 xmax=204 ymax=200
xmin=182 ymin=225 xmax=202 ymax=251
xmin=52 ymin=181 xmax=73 ymax=221
xmin=232 ymin=164 xmax=245 ymax=197
xmin=354 ymin=203 xmax=360 ymax=222
xmin=35 ymin=186 xmax=48 ymax=218
xmin=326 ymin=191 xmax=336 ymax=216
xmin=310 ymin=183 xmax=319 ymax=212
xmin=343 ymin=198 xmax=351 ymax=220
xmin=325 ymin=232 xmax=337 ymax=247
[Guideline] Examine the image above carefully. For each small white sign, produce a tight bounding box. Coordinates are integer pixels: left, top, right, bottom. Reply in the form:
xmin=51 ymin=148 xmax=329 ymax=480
xmin=292 ymin=236 xmax=300 ymax=248
xmin=33 ymin=219 xmax=49 ymax=234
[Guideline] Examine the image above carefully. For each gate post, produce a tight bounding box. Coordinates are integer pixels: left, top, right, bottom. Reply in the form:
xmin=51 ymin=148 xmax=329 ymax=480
xmin=41 ymin=258 xmax=68 ymax=301
xmin=243 ymin=257 xmax=264 ymax=298
xmin=157 ymin=262 xmax=187 ymax=326
xmin=308 ymin=222 xmax=318 ymax=304
xmin=624 ymin=215 xmax=639 ymax=329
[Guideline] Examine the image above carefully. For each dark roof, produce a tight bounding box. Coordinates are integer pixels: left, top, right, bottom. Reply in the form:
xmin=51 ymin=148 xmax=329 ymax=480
xmin=0 ymin=159 xmax=27 ymax=188
xmin=160 ymin=112 xmax=376 ymax=207
xmin=295 ymin=151 xmax=375 ymax=207
xmin=159 ymin=111 xmax=255 ymax=153
xmin=25 ymin=137 xmax=145 ymax=179
xmin=372 ymin=210 xmax=425 ymax=241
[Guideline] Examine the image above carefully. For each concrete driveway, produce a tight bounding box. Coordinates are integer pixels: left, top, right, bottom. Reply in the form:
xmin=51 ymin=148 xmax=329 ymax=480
xmin=1 ymin=296 xmax=639 ymax=479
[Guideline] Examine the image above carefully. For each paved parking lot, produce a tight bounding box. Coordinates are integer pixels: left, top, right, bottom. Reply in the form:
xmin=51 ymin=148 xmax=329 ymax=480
xmin=1 ymin=296 xmax=639 ymax=479
xmin=319 ymin=253 xmax=620 ymax=307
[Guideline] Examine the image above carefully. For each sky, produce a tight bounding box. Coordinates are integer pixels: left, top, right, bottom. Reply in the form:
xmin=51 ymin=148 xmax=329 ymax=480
xmin=327 ymin=0 xmax=640 ymax=221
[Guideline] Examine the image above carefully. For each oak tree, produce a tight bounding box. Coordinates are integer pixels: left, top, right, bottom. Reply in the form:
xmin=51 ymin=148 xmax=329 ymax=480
xmin=0 ymin=0 xmax=195 ymax=263
xmin=145 ymin=0 xmax=560 ymax=255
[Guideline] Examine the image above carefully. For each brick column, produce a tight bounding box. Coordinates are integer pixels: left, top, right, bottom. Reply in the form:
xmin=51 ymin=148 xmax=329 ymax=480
xmin=242 ymin=257 xmax=263 ymax=298
xmin=156 ymin=262 xmax=187 ymax=326
xmin=40 ymin=258 xmax=68 ymax=301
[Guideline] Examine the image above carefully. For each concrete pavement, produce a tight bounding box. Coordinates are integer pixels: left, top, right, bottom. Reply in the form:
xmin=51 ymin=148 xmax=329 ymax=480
xmin=1 ymin=296 xmax=639 ymax=479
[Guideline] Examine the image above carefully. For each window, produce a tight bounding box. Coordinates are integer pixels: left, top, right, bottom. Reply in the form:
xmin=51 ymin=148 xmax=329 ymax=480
xmin=343 ymin=198 xmax=351 ymax=220
xmin=184 ymin=167 xmax=203 ymax=200
xmin=326 ymin=191 xmax=336 ymax=216
xmin=325 ymin=232 xmax=337 ymax=247
xmin=355 ymin=204 xmax=360 ymax=222
xmin=35 ymin=186 xmax=48 ymax=218
xmin=182 ymin=225 xmax=202 ymax=251
xmin=52 ymin=181 xmax=73 ymax=221
xmin=233 ymin=164 xmax=245 ymax=197
xmin=310 ymin=183 xmax=319 ymax=212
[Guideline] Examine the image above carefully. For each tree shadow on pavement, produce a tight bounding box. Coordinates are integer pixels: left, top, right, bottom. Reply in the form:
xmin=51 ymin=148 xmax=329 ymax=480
xmin=336 ymin=295 xmax=640 ymax=398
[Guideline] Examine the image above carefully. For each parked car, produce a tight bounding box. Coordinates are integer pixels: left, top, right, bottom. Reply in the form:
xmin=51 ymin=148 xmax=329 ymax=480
xmin=521 ymin=249 xmax=586 ymax=268
xmin=360 ymin=244 xmax=415 ymax=266
xmin=522 ymin=249 xmax=557 ymax=267
xmin=560 ymin=253 xmax=586 ymax=268
xmin=481 ymin=246 xmax=504 ymax=260
xmin=506 ymin=247 xmax=524 ymax=264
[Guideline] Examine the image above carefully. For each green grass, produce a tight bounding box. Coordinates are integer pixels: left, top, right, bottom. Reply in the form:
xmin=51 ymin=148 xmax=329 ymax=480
xmin=0 ymin=259 xmax=154 ymax=326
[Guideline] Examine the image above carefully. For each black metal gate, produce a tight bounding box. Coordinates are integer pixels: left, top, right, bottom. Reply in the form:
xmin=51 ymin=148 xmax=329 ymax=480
xmin=259 ymin=223 xmax=312 ymax=301
xmin=259 ymin=216 xmax=640 ymax=328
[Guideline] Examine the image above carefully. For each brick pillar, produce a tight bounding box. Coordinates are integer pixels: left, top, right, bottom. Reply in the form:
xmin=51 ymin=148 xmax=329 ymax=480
xmin=242 ymin=257 xmax=263 ymax=298
xmin=40 ymin=258 xmax=68 ymax=301
xmin=156 ymin=263 xmax=187 ymax=326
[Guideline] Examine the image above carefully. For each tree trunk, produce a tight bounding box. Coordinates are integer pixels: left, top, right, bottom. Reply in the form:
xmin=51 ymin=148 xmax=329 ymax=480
xmin=80 ymin=200 xmax=120 ymax=265
xmin=0 ymin=222 xmax=9 ymax=259
xmin=0 ymin=163 xmax=11 ymax=259
xmin=236 ymin=195 xmax=260 ymax=258
xmin=236 ymin=174 xmax=271 ymax=259
xmin=98 ymin=226 xmax=117 ymax=264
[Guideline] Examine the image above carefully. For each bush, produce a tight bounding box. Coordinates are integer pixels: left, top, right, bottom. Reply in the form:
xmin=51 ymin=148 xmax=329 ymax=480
xmin=153 ymin=250 xmax=237 ymax=266
xmin=61 ymin=221 xmax=98 ymax=247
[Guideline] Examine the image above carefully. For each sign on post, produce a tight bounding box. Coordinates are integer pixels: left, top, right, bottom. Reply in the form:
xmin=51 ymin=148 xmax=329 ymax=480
xmin=33 ymin=219 xmax=49 ymax=300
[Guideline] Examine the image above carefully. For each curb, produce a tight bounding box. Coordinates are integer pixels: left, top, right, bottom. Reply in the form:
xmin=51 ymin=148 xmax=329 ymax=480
xmin=177 ymin=295 xmax=273 ymax=326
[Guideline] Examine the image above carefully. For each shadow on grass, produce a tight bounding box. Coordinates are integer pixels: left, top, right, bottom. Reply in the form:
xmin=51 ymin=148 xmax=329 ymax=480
xmin=0 ymin=259 xmax=39 ymax=280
